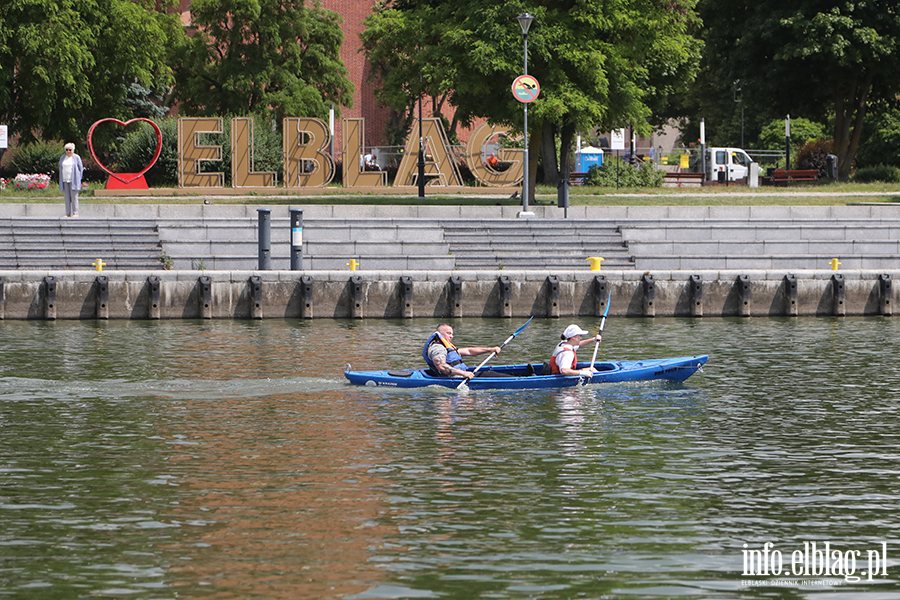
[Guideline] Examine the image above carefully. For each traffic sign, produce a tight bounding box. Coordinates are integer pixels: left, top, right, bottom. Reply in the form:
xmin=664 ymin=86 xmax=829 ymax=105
xmin=512 ymin=75 xmax=540 ymax=103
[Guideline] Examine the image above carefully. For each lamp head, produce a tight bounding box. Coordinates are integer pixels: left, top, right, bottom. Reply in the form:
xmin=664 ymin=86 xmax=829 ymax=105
xmin=517 ymin=13 xmax=534 ymax=35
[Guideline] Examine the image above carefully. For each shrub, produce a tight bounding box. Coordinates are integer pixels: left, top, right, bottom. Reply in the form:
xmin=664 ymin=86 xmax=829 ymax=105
xmin=758 ymin=118 xmax=827 ymax=151
xmin=116 ymin=118 xmax=179 ymax=187
xmin=584 ymin=156 xmax=665 ymax=188
xmin=9 ymin=140 xmax=62 ymax=178
xmin=796 ymin=139 xmax=834 ymax=178
xmin=855 ymin=109 xmax=900 ymax=169
xmin=852 ymin=165 xmax=900 ymax=183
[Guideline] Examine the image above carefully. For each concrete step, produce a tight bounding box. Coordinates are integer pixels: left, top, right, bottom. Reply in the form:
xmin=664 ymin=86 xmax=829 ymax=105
xmin=163 ymin=240 xmax=449 ymax=257
xmin=1 ymin=217 xmax=163 ymax=270
xmin=628 ymin=240 xmax=900 ymax=255
xmin=620 ymin=224 xmax=900 ymax=241
xmin=455 ymin=257 xmax=634 ymax=268
xmin=633 ymin=254 xmax=899 ymax=270
xmin=449 ymin=241 xmax=627 ymax=252
xmin=171 ymin=255 xmax=456 ymax=271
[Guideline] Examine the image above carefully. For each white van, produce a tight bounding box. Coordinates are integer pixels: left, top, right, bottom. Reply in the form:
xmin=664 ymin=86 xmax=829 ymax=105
xmin=705 ymin=147 xmax=754 ymax=182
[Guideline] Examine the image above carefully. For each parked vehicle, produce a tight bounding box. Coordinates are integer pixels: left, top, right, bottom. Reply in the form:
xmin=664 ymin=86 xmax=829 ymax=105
xmin=704 ymin=147 xmax=755 ymax=182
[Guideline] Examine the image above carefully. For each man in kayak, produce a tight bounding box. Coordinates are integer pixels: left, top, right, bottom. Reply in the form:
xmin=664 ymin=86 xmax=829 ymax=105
xmin=424 ymin=324 xmax=502 ymax=380
xmin=549 ymin=324 xmax=601 ymax=377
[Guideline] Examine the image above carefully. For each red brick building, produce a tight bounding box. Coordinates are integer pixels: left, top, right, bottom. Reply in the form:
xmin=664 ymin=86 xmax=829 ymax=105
xmin=177 ymin=0 xmax=393 ymax=154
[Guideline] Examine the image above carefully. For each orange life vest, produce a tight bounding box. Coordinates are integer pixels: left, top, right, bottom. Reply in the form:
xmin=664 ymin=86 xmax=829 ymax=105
xmin=550 ymin=343 xmax=577 ymax=375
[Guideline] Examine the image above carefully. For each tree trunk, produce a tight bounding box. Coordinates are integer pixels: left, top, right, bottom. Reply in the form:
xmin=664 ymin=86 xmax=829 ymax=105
xmin=541 ymin=121 xmax=558 ymax=187
xmin=833 ymin=72 xmax=873 ymax=180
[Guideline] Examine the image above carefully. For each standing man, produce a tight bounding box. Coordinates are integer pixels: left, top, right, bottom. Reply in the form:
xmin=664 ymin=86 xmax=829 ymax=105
xmin=423 ymin=324 xmax=501 ymax=380
xmin=59 ymin=143 xmax=84 ymax=218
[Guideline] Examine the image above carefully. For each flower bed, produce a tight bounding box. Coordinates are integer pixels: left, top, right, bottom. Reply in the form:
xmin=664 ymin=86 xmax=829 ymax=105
xmin=14 ymin=173 xmax=52 ymax=190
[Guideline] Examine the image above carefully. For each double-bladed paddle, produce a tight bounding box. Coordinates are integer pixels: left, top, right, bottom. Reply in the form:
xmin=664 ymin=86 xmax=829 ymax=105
xmin=589 ymin=292 xmax=612 ymax=369
xmin=457 ymin=316 xmax=534 ymax=389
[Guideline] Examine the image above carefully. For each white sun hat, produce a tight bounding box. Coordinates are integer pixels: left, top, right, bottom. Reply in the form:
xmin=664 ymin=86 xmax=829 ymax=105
xmin=563 ymin=324 xmax=590 ymax=339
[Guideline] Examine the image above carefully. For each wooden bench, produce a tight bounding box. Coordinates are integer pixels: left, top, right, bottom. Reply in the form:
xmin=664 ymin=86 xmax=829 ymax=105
xmin=570 ymin=172 xmax=589 ymax=184
xmin=663 ymin=172 xmax=704 ymax=187
xmin=769 ymin=169 xmax=819 ymax=184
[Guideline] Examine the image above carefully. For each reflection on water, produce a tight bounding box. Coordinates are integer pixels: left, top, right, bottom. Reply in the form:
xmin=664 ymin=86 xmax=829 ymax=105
xmin=1 ymin=317 xmax=899 ymax=599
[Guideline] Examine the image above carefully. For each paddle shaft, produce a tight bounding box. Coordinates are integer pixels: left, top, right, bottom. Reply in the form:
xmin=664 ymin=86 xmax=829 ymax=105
xmin=457 ymin=316 xmax=534 ymax=388
xmin=589 ymin=293 xmax=612 ymax=368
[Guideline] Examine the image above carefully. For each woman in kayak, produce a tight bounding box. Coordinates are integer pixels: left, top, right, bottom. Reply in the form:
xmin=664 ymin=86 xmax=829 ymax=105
xmin=550 ymin=324 xmax=601 ymax=377
xmin=424 ymin=324 xmax=502 ymax=380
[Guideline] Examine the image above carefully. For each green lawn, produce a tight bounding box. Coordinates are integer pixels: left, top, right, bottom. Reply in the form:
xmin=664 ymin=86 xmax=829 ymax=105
xmin=2 ymin=181 xmax=900 ymax=206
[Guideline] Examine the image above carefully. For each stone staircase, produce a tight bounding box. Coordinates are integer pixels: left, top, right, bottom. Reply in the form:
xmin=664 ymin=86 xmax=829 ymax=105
xmin=618 ymin=218 xmax=900 ymax=270
xmin=443 ymin=219 xmax=633 ymax=269
xmin=157 ymin=217 xmax=455 ymax=270
xmin=2 ymin=206 xmax=897 ymax=272
xmin=0 ymin=218 xmax=163 ymax=270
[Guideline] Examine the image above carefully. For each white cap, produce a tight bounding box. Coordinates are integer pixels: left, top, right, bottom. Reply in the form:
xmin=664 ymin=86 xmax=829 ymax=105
xmin=563 ymin=324 xmax=590 ymax=339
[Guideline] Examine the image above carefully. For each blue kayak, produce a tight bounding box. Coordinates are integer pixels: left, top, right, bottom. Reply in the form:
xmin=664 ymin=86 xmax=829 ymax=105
xmin=343 ymin=355 xmax=708 ymax=390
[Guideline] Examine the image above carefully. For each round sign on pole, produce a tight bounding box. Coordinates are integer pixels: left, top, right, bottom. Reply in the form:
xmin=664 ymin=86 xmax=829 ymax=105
xmin=512 ymin=75 xmax=540 ymax=103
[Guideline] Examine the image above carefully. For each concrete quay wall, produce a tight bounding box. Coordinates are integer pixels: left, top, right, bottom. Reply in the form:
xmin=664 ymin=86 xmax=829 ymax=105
xmin=0 ymin=269 xmax=893 ymax=320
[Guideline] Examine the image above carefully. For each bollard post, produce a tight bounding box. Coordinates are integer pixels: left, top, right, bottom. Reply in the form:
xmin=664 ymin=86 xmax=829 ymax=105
xmin=249 ymin=275 xmax=263 ymax=319
xmin=198 ymin=275 xmax=212 ymax=319
xmin=43 ymin=276 xmax=57 ymax=320
xmin=449 ymin=276 xmax=463 ymax=318
xmin=547 ymin=275 xmax=560 ymax=318
xmin=257 ymin=208 xmax=271 ymax=270
xmin=290 ymin=209 xmax=303 ymax=270
xmin=737 ymin=274 xmax=751 ymax=317
xmin=301 ymin=275 xmax=314 ymax=319
xmin=400 ymin=276 xmax=413 ymax=319
xmin=147 ymin=276 xmax=161 ymax=320
xmin=95 ymin=276 xmax=109 ymax=320
xmin=557 ymin=179 xmax=569 ymax=218
xmin=499 ymin=275 xmax=512 ymax=318
xmin=783 ymin=273 xmax=798 ymax=316
xmin=642 ymin=273 xmax=655 ymax=317
xmin=593 ymin=275 xmax=608 ymax=317
xmin=831 ymin=273 xmax=845 ymax=317
xmin=690 ymin=274 xmax=703 ymax=317
xmin=879 ymin=273 xmax=892 ymax=316
xmin=350 ymin=275 xmax=364 ymax=319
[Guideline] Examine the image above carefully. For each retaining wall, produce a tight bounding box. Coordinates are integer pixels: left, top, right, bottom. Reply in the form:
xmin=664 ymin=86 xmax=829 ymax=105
xmin=0 ymin=269 xmax=893 ymax=320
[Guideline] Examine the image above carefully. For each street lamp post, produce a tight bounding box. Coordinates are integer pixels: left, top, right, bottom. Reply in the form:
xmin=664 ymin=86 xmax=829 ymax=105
xmin=517 ymin=12 xmax=535 ymax=218
xmin=734 ymin=81 xmax=744 ymax=148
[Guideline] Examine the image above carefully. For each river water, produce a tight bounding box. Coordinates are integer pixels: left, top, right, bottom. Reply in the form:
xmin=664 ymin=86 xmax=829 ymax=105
xmin=1 ymin=317 xmax=898 ymax=599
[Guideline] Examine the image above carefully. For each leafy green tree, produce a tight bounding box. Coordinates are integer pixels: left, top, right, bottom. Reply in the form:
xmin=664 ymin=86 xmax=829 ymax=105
xmin=170 ymin=0 xmax=354 ymax=124
xmin=0 ymin=0 xmax=181 ymax=144
xmin=757 ymin=118 xmax=827 ymax=152
xmin=856 ymin=108 xmax=900 ymax=168
xmin=361 ymin=0 xmax=701 ymax=200
xmin=692 ymin=0 xmax=900 ymax=179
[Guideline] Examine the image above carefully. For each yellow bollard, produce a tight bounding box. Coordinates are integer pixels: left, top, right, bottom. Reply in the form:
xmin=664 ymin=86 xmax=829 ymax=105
xmin=346 ymin=258 xmax=360 ymax=271
xmin=93 ymin=258 xmax=106 ymax=271
xmin=829 ymin=258 xmax=841 ymax=271
xmin=586 ymin=256 xmax=605 ymax=271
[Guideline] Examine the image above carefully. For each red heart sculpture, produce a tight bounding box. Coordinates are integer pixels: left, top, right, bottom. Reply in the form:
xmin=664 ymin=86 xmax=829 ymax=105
xmin=87 ymin=118 xmax=163 ymax=185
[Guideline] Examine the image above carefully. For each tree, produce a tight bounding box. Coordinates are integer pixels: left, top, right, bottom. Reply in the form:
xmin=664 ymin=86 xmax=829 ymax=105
xmin=169 ymin=0 xmax=354 ymax=124
xmin=0 ymin=0 xmax=181 ymax=144
xmin=361 ymin=0 xmax=701 ymax=200
xmin=693 ymin=0 xmax=900 ymax=179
